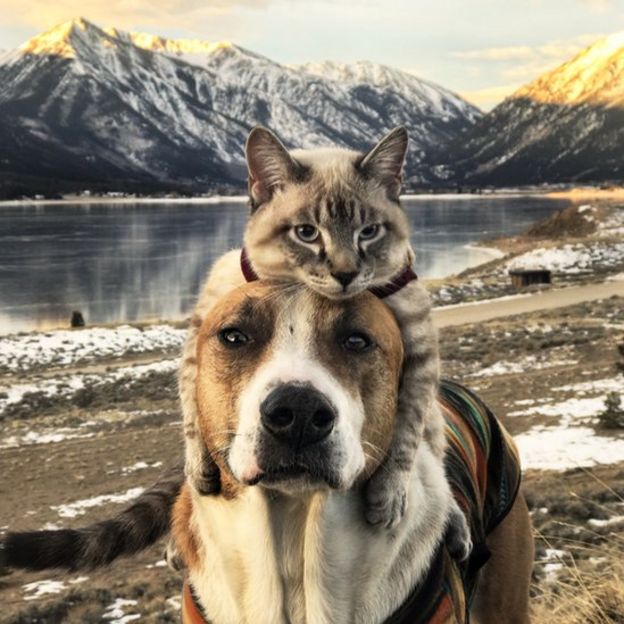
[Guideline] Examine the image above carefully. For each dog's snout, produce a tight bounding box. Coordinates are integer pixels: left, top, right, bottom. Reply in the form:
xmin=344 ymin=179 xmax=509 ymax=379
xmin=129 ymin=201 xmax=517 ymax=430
xmin=260 ymin=383 xmax=336 ymax=448
xmin=331 ymin=272 xmax=358 ymax=288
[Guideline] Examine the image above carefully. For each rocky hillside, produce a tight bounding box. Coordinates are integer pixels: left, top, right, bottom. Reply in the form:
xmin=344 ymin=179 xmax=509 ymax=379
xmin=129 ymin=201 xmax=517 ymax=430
xmin=0 ymin=18 xmax=480 ymax=197
xmin=446 ymin=32 xmax=624 ymax=186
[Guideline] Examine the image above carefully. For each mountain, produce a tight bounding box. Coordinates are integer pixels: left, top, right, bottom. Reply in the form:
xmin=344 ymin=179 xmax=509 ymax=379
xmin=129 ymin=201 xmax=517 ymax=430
xmin=447 ymin=32 xmax=624 ymax=186
xmin=0 ymin=18 xmax=480 ymax=197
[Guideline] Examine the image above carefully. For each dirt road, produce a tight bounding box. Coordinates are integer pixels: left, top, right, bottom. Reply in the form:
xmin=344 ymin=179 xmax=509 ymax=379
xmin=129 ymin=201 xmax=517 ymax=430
xmin=433 ymin=278 xmax=624 ymax=327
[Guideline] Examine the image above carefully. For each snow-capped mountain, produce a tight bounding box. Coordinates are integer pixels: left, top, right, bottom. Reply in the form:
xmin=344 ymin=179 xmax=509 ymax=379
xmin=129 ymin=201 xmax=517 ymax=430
xmin=447 ymin=32 xmax=624 ymax=186
xmin=300 ymin=60 xmax=479 ymax=124
xmin=0 ymin=18 xmax=480 ymax=196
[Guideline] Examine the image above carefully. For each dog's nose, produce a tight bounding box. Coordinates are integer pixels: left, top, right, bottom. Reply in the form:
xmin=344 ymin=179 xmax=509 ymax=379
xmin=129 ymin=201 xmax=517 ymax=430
xmin=331 ymin=272 xmax=358 ymax=287
xmin=260 ymin=383 xmax=336 ymax=448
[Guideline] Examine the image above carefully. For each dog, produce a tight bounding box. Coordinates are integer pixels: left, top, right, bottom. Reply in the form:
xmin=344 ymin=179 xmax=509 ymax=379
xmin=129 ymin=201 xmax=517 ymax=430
xmin=1 ymin=280 xmax=533 ymax=623
xmin=170 ymin=280 xmax=533 ymax=624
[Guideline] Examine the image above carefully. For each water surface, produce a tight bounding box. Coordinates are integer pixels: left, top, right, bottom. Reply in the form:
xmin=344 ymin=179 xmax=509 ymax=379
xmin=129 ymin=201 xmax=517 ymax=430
xmin=0 ymin=195 xmax=570 ymax=334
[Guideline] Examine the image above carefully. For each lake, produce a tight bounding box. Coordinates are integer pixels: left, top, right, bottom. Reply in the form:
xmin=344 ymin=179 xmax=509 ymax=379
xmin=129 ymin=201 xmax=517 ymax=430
xmin=0 ymin=195 xmax=571 ymax=334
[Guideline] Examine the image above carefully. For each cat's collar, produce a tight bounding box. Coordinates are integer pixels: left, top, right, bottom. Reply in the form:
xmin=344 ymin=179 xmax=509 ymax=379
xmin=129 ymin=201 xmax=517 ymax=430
xmin=240 ymin=248 xmax=417 ymax=299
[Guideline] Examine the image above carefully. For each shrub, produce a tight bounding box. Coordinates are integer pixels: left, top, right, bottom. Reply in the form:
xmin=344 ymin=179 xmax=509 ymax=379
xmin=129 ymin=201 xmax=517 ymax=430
xmin=597 ymin=392 xmax=624 ymax=429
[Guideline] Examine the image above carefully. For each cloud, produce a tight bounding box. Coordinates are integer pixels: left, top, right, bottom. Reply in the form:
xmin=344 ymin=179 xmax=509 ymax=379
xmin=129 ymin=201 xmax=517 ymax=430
xmin=451 ymin=33 xmax=600 ymax=65
xmin=460 ymin=84 xmax=520 ymax=110
xmin=451 ymin=46 xmax=535 ymax=62
xmin=578 ymin=0 xmax=613 ymax=13
xmin=0 ymin=0 xmax=270 ymax=31
xmin=451 ymin=33 xmax=603 ymax=90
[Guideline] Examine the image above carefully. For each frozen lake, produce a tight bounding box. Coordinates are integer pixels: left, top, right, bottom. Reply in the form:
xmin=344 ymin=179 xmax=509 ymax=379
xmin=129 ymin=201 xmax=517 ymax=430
xmin=0 ymin=195 xmax=570 ymax=334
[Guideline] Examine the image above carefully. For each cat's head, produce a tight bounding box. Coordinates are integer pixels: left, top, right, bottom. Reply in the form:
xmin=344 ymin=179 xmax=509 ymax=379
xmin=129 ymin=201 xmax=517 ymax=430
xmin=243 ymin=126 xmax=414 ymax=299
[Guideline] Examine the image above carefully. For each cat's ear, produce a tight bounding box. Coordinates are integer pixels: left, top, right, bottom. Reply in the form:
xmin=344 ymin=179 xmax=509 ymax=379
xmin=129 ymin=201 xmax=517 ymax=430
xmin=357 ymin=126 xmax=408 ymax=199
xmin=245 ymin=127 xmax=302 ymax=208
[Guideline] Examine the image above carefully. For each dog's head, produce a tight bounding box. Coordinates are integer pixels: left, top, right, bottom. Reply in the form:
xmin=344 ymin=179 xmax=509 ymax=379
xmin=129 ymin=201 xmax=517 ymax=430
xmin=195 ymin=281 xmax=403 ymax=495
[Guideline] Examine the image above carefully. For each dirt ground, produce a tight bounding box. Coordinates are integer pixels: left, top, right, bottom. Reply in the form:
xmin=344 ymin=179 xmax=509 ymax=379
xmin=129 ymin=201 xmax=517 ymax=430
xmin=1 ymin=295 xmax=623 ymax=623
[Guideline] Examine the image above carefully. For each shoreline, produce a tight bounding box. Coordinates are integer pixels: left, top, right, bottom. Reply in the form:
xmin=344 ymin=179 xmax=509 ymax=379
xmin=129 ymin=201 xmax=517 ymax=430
xmin=0 ymin=195 xmax=250 ymax=207
xmin=2 ymin=275 xmax=621 ymax=338
xmin=546 ymin=187 xmax=624 ymax=200
xmin=463 ymin=243 xmax=505 ymax=260
xmin=2 ymin=185 xmax=623 ymax=207
xmin=0 ymin=187 xmax=615 ymax=207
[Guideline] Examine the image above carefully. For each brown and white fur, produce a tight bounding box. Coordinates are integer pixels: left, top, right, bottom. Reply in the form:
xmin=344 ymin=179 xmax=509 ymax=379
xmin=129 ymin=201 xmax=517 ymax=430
xmin=181 ymin=126 xmax=470 ymax=555
xmin=172 ymin=281 xmax=533 ymax=624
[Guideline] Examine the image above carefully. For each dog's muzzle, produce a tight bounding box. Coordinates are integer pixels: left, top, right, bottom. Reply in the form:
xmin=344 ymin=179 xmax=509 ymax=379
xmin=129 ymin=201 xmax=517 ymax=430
xmin=260 ymin=383 xmax=336 ymax=449
xmin=253 ymin=383 xmax=341 ymax=488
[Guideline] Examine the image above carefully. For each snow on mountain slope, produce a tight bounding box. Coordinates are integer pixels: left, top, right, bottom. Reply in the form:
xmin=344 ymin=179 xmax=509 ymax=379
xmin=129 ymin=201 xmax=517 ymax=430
xmin=516 ymin=31 xmax=624 ymax=107
xmin=446 ymin=31 xmax=624 ymax=186
xmin=300 ymin=60 xmax=480 ymax=122
xmin=0 ymin=18 xmax=480 ymax=195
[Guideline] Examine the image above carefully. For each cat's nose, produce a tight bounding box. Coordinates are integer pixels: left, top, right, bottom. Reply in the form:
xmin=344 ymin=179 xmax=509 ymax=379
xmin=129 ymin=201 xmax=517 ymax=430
xmin=332 ymin=272 xmax=358 ymax=287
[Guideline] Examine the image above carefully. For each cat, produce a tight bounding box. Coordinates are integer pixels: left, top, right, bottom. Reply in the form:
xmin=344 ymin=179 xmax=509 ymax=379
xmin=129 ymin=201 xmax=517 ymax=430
xmin=179 ymin=126 xmax=471 ymax=557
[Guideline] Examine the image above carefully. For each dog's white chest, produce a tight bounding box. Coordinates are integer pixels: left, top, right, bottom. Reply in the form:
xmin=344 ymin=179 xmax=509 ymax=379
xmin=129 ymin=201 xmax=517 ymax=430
xmin=189 ymin=488 xmax=375 ymax=624
xmin=189 ymin=450 xmax=450 ymax=624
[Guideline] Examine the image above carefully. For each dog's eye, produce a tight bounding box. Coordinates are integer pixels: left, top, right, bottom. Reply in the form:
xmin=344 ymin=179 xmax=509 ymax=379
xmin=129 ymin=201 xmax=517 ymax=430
xmin=343 ymin=332 xmax=373 ymax=352
xmin=359 ymin=224 xmax=381 ymax=241
xmin=295 ymin=224 xmax=319 ymax=243
xmin=219 ymin=328 xmax=250 ymax=347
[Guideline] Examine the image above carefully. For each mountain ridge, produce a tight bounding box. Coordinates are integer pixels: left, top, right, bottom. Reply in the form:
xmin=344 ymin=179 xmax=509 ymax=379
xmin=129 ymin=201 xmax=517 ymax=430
xmin=0 ymin=18 xmax=481 ymax=197
xmin=1 ymin=19 xmax=623 ymax=197
xmin=444 ymin=31 xmax=624 ymax=186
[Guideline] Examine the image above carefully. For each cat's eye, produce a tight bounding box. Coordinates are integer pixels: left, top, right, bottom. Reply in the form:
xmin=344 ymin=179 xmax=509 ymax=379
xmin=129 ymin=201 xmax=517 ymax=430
xmin=343 ymin=332 xmax=373 ymax=352
xmin=219 ymin=327 xmax=251 ymax=347
xmin=359 ymin=224 xmax=381 ymax=241
xmin=295 ymin=224 xmax=320 ymax=243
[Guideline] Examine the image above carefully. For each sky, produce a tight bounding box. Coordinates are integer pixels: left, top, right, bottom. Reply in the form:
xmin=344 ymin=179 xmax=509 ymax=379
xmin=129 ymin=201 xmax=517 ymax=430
xmin=0 ymin=0 xmax=623 ymax=109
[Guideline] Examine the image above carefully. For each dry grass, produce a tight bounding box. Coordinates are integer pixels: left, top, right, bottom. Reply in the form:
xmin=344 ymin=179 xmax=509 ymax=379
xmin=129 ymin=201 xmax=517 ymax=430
xmin=531 ymin=470 xmax=624 ymax=624
xmin=532 ymin=548 xmax=624 ymax=623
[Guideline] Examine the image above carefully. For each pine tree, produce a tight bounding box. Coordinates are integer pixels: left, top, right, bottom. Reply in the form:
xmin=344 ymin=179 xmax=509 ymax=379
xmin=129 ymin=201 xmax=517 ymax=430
xmin=598 ymin=392 xmax=624 ymax=429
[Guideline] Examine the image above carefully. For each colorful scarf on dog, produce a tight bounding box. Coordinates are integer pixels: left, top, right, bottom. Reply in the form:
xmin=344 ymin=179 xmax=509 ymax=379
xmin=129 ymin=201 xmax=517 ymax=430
xmin=182 ymin=379 xmax=522 ymax=624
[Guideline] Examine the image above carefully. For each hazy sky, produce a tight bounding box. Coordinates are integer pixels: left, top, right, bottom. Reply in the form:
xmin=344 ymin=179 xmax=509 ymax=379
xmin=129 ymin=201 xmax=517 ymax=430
xmin=1 ymin=0 xmax=623 ymax=109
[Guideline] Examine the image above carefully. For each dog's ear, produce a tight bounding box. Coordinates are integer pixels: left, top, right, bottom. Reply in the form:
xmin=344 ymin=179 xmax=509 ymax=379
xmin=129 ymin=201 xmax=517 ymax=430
xmin=245 ymin=127 xmax=303 ymax=209
xmin=357 ymin=126 xmax=408 ymax=200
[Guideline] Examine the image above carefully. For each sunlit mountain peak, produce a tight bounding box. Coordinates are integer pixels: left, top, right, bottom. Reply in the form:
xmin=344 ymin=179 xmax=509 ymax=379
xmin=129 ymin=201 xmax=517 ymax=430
xmin=107 ymin=29 xmax=232 ymax=57
xmin=514 ymin=30 xmax=624 ymax=107
xmin=18 ymin=17 xmax=94 ymax=58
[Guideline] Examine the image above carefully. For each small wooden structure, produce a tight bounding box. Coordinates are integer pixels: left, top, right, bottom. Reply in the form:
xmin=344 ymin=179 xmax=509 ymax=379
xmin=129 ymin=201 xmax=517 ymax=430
xmin=508 ymin=269 xmax=551 ymax=289
xmin=71 ymin=310 xmax=85 ymax=328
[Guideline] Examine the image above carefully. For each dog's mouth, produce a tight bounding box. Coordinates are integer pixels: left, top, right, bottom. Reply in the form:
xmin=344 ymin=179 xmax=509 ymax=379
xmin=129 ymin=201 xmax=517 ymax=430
xmin=246 ymin=463 xmax=341 ymax=489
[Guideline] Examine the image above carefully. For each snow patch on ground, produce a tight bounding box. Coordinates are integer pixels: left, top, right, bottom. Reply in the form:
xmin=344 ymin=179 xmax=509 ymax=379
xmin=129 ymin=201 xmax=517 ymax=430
xmin=517 ymin=425 xmax=624 ymax=471
xmin=22 ymin=577 xmax=88 ymax=600
xmin=0 ymin=325 xmax=185 ymax=372
xmin=508 ymin=396 xmax=608 ymax=419
xmin=539 ymin=548 xmax=568 ymax=581
xmin=51 ymin=487 xmax=145 ymax=518
xmin=121 ymin=460 xmax=163 ymax=474
xmin=102 ymin=598 xmax=140 ymax=623
xmin=0 ymin=359 xmax=178 ymax=418
xmin=506 ymin=242 xmax=624 ymax=274
xmin=588 ymin=515 xmax=624 ymax=527
xmin=0 ymin=426 xmax=95 ymax=449
xmin=513 ymin=375 xmax=624 ymax=470
xmin=166 ymin=596 xmax=182 ymax=611
xmin=469 ymin=356 xmax=577 ymax=378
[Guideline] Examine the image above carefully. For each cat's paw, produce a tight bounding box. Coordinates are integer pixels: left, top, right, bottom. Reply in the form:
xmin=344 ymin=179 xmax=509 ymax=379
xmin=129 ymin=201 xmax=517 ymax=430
xmin=364 ymin=471 xmax=409 ymax=530
xmin=445 ymin=502 xmax=472 ymax=561
xmin=164 ymin=539 xmax=185 ymax=573
xmin=186 ymin=462 xmax=221 ymax=496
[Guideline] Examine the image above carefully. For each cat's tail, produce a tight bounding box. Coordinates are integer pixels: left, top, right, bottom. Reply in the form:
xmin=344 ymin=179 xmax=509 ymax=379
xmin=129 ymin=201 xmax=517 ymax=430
xmin=0 ymin=465 xmax=184 ymax=573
